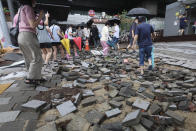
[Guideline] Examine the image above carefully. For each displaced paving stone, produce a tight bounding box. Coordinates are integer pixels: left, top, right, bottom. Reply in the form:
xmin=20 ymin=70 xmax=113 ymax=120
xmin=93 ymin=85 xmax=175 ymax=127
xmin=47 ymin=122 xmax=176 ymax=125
xmin=77 ymin=78 xmax=87 ymax=84
xmin=36 ymin=86 xmax=49 ymax=92
xmin=105 ymin=108 xmax=121 ymax=118
xmin=87 ymin=78 xmax=98 ymax=83
xmin=56 ymin=100 xmax=77 ymax=117
xmin=141 ymin=117 xmax=154 ymax=129
xmin=36 ymin=122 xmax=57 ymax=131
xmin=132 ymin=124 xmax=147 ymax=131
xmin=109 ymin=100 xmax=123 ymax=108
xmin=82 ymin=90 xmax=94 ymax=97
xmin=119 ymin=87 xmax=136 ymax=97
xmin=189 ymin=88 xmax=196 ymax=94
xmin=81 ymin=96 xmax=97 ymax=107
xmin=22 ymin=100 xmax=47 ymax=112
xmin=132 ymin=99 xmax=150 ymax=111
xmin=62 ymin=83 xmax=73 ymax=88
xmin=122 ymin=110 xmax=142 ymax=127
xmin=109 ymin=89 xmax=119 ymax=98
xmin=101 ymin=122 xmax=123 ymax=131
xmin=178 ymin=100 xmax=189 ymax=110
xmin=93 ymin=125 xmax=110 ymax=131
xmin=149 ymin=103 xmax=161 ymax=115
xmin=0 ymin=111 xmax=20 ymax=123
xmin=112 ymin=96 xmax=125 ymax=102
xmin=142 ymin=92 xmax=155 ymax=99
xmin=100 ymin=68 xmax=111 ymax=74
xmin=168 ymin=104 xmax=177 ymax=111
xmin=81 ymin=61 xmax=89 ymax=68
xmin=137 ymin=87 xmax=146 ymax=93
xmin=0 ymin=97 xmax=12 ymax=105
xmin=141 ymin=81 xmax=153 ymax=88
xmin=165 ymin=110 xmax=185 ymax=124
xmin=97 ymin=102 xmax=111 ymax=112
xmin=92 ymin=86 xmax=103 ymax=91
xmin=55 ymin=113 xmax=90 ymax=131
xmin=85 ymin=110 xmax=105 ymax=124
xmin=17 ymin=111 xmax=39 ymax=120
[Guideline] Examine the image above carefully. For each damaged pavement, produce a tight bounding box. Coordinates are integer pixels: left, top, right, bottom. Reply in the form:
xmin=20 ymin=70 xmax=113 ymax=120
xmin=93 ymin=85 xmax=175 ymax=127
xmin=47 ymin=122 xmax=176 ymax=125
xmin=0 ymin=47 xmax=196 ymax=131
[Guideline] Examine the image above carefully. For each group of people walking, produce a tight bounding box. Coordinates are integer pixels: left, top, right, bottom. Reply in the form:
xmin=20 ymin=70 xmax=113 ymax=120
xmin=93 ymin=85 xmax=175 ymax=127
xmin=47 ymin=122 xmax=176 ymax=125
xmin=13 ymin=0 xmax=155 ymax=85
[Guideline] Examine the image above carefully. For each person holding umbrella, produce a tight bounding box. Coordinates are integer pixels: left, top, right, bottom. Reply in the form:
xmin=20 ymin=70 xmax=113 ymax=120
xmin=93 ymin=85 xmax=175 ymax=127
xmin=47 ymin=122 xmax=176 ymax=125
xmin=126 ymin=18 xmax=138 ymax=52
xmin=107 ymin=22 xmax=120 ymax=50
xmin=133 ymin=16 xmax=155 ymax=75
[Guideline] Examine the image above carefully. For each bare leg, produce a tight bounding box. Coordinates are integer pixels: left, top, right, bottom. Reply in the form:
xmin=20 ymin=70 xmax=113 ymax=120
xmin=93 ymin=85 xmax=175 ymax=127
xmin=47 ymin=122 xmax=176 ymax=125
xmin=73 ymin=45 xmax=78 ymax=56
xmin=140 ymin=66 xmax=144 ymax=75
xmin=41 ymin=48 xmax=47 ymax=63
xmin=59 ymin=45 xmax=65 ymax=59
xmin=52 ymin=46 xmax=57 ymax=61
xmin=45 ymin=48 xmax=52 ymax=64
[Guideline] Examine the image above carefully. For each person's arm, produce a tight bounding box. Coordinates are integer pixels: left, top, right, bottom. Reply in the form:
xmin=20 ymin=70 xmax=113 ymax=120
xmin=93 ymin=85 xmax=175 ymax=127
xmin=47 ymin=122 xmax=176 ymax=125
xmin=26 ymin=6 xmax=44 ymax=29
xmin=150 ymin=25 xmax=155 ymax=40
xmin=58 ymin=29 xmax=64 ymax=39
xmin=133 ymin=26 xmax=139 ymax=46
xmin=133 ymin=34 xmax=138 ymax=46
xmin=46 ymin=26 xmax=54 ymax=40
xmin=44 ymin=12 xmax=49 ymax=26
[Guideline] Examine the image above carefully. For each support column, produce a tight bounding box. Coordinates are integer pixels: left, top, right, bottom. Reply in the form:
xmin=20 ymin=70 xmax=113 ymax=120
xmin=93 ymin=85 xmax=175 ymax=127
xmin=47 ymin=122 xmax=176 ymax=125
xmin=7 ymin=0 xmax=15 ymax=21
xmin=0 ymin=0 xmax=12 ymax=47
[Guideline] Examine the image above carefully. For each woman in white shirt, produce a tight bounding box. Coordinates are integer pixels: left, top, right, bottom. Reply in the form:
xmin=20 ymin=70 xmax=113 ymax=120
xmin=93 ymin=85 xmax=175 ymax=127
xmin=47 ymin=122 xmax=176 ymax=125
xmin=101 ymin=22 xmax=110 ymax=56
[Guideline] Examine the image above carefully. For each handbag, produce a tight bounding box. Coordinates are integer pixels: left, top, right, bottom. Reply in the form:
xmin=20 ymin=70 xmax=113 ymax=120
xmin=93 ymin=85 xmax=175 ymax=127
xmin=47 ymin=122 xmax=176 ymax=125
xmin=10 ymin=7 xmax=22 ymax=47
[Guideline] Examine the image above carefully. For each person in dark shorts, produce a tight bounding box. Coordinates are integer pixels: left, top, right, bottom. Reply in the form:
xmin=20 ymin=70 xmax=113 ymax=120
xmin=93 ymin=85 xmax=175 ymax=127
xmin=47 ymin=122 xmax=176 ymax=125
xmin=179 ymin=14 xmax=188 ymax=36
xmin=127 ymin=18 xmax=138 ymax=52
xmin=37 ymin=12 xmax=53 ymax=65
xmin=50 ymin=19 xmax=65 ymax=61
xmin=133 ymin=16 xmax=155 ymax=75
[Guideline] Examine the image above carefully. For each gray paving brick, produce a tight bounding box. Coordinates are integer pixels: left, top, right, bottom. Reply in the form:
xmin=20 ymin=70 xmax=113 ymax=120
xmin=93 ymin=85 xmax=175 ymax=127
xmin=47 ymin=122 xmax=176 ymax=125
xmin=85 ymin=110 xmax=105 ymax=124
xmin=165 ymin=110 xmax=185 ymax=124
xmin=82 ymin=89 xmax=94 ymax=97
xmin=22 ymin=100 xmax=47 ymax=112
xmin=56 ymin=100 xmax=77 ymax=116
xmin=141 ymin=117 xmax=154 ymax=129
xmin=101 ymin=122 xmax=123 ymax=131
xmin=0 ymin=97 xmax=12 ymax=105
xmin=105 ymin=108 xmax=121 ymax=118
xmin=0 ymin=110 xmax=21 ymax=123
xmin=109 ymin=89 xmax=119 ymax=98
xmin=132 ymin=124 xmax=147 ymax=131
xmin=122 ymin=109 xmax=142 ymax=127
xmin=36 ymin=86 xmax=49 ymax=92
xmin=119 ymin=87 xmax=136 ymax=97
xmin=149 ymin=103 xmax=161 ymax=115
xmin=109 ymin=101 xmax=123 ymax=108
xmin=81 ymin=96 xmax=97 ymax=107
xmin=132 ymin=99 xmax=150 ymax=111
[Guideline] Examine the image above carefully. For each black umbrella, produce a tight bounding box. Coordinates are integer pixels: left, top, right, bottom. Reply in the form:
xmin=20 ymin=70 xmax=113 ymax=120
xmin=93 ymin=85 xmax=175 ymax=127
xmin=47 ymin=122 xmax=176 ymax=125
xmin=108 ymin=18 xmax=121 ymax=25
xmin=127 ymin=8 xmax=151 ymax=16
xmin=78 ymin=22 xmax=86 ymax=27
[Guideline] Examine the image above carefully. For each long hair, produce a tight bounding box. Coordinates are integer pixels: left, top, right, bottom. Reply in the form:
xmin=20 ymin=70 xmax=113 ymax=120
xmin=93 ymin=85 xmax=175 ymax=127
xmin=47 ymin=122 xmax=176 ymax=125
xmin=17 ymin=0 xmax=32 ymax=7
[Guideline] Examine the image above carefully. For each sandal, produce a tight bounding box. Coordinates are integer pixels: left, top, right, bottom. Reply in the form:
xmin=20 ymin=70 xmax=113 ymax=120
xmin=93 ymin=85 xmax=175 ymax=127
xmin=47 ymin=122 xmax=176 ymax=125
xmin=36 ymin=78 xmax=47 ymax=83
xmin=25 ymin=79 xmax=37 ymax=85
